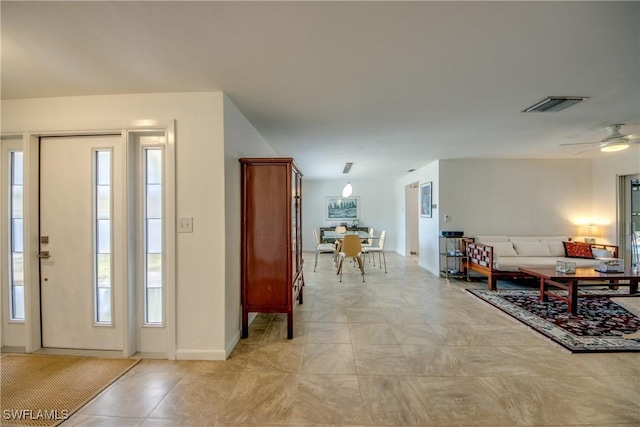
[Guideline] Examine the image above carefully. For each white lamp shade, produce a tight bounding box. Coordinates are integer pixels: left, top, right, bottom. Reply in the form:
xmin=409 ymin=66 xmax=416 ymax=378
xmin=342 ymin=182 xmax=352 ymax=197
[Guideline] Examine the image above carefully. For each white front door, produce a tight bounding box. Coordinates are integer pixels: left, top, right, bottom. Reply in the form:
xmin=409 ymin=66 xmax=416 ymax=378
xmin=40 ymin=135 xmax=124 ymax=350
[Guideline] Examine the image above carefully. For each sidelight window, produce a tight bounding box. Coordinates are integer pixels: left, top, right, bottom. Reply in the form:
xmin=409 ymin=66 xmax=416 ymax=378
xmin=94 ymin=150 xmax=112 ymax=324
xmin=9 ymin=151 xmax=24 ymax=321
xmin=144 ymin=148 xmax=163 ymax=325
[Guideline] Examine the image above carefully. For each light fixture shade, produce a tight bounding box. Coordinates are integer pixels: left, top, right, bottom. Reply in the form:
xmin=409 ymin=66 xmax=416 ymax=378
xmin=600 ymin=140 xmax=630 ymax=152
xmin=579 ymin=224 xmax=602 ymax=242
xmin=342 ymin=181 xmax=352 ymax=197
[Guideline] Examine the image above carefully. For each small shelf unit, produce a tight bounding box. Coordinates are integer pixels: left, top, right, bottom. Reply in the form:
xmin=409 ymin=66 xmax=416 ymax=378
xmin=439 ymin=236 xmax=472 ymax=282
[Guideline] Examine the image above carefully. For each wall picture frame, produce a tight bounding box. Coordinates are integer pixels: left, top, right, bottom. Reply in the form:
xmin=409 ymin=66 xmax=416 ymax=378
xmin=325 ymin=196 xmax=360 ymax=221
xmin=420 ymin=182 xmax=432 ymax=218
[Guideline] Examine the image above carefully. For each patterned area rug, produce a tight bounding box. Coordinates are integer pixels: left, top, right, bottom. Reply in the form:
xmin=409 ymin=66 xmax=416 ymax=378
xmin=1 ymin=354 xmax=139 ymax=426
xmin=467 ymin=289 xmax=640 ymax=353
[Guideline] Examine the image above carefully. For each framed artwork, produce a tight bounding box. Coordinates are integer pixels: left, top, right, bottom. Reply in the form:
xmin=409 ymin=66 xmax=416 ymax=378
xmin=420 ymin=182 xmax=432 ymax=218
xmin=325 ymin=196 xmax=360 ymax=221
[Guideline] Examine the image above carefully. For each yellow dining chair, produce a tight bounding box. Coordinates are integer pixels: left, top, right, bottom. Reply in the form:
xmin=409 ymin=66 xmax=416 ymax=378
xmin=313 ymin=229 xmax=335 ymax=272
xmin=337 ymin=234 xmax=365 ymax=282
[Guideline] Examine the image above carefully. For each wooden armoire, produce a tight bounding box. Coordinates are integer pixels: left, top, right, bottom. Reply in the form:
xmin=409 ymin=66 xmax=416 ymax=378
xmin=239 ymin=158 xmax=304 ymax=339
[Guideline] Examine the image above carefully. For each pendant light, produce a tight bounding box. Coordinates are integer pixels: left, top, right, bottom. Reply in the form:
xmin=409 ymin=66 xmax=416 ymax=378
xmin=342 ymin=181 xmax=352 ymax=197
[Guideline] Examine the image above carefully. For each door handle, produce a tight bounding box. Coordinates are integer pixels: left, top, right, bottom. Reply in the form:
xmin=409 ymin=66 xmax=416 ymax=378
xmin=39 ymin=251 xmax=51 ymax=259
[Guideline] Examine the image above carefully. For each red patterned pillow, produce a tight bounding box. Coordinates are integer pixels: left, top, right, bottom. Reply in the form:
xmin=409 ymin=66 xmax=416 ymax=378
xmin=563 ymin=241 xmax=594 ymax=259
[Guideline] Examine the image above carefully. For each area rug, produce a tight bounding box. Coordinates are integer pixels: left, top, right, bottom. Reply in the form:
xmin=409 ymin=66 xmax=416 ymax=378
xmin=1 ymin=354 xmax=139 ymax=426
xmin=467 ymin=289 xmax=640 ymax=353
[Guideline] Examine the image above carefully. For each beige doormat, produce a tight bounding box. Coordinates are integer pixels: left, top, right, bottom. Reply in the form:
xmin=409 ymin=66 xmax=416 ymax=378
xmin=1 ymin=354 xmax=139 ymax=426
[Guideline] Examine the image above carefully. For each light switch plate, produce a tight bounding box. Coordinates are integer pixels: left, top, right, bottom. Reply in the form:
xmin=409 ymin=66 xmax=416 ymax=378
xmin=178 ymin=217 xmax=193 ymax=233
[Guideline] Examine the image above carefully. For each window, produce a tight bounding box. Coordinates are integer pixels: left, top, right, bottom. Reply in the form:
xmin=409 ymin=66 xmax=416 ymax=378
xmin=95 ymin=150 xmax=112 ymax=324
xmin=9 ymin=151 xmax=24 ymax=321
xmin=144 ymin=148 xmax=163 ymax=324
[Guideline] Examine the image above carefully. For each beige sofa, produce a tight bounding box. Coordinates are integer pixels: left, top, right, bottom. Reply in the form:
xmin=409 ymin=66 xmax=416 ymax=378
xmin=465 ymin=236 xmax=619 ymax=290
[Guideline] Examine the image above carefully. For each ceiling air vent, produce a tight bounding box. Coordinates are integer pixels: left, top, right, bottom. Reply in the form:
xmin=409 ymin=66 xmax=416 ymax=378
xmin=522 ymin=96 xmax=588 ymax=113
xmin=343 ymin=162 xmax=353 ymax=174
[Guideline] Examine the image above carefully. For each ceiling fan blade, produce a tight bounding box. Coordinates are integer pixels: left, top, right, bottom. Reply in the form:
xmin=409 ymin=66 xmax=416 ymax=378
xmin=559 ymin=141 xmax=600 ymax=147
xmin=625 ymin=133 xmax=640 ymax=142
xmin=572 ymin=146 xmax=598 ymax=155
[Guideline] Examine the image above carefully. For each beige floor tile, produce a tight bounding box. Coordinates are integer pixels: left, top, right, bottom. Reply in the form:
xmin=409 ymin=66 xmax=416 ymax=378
xmin=301 ymin=343 xmax=356 ymax=374
xmin=400 ymin=345 xmax=465 ymax=376
xmin=148 ymin=373 xmax=241 ymax=420
xmin=290 ymin=375 xmax=370 ymax=425
xmin=388 ymin=323 xmax=444 ymax=345
xmin=64 ymin=414 xmax=144 ymax=426
xmin=358 ymin=375 xmax=430 ymax=426
xmin=349 ymin=323 xmax=398 ymax=344
xmin=306 ymin=322 xmax=352 ymax=343
xmin=79 ymin=371 xmax=181 ymax=418
xmin=246 ymin=342 xmax=304 ymax=373
xmin=353 ymin=344 xmax=413 ymax=375
xmin=53 ymin=253 xmax=640 ymax=427
xmin=413 ymin=376 xmax=517 ymax=426
xmin=220 ymin=373 xmax=297 ymax=424
xmin=309 ymin=306 xmax=349 ymax=322
xmin=346 ymin=307 xmax=386 ymax=322
xmin=140 ymin=418 xmax=216 ymax=426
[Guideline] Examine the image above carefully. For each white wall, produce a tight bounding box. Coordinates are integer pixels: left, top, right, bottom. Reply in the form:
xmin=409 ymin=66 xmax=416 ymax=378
xmin=222 ymin=94 xmax=276 ymax=354
xmin=303 ymin=179 xmax=396 ymax=252
xmin=393 ymin=158 xmax=627 ymax=277
xmin=592 ymin=149 xmax=640 ymax=243
xmin=439 ymin=159 xmax=593 ymax=237
xmin=1 ymin=92 xmax=246 ymax=359
xmin=395 ymin=161 xmax=439 ymax=274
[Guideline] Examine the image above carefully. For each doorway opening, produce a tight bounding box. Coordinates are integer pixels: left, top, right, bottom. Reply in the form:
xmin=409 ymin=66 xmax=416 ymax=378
xmin=405 ymin=182 xmax=419 ymax=257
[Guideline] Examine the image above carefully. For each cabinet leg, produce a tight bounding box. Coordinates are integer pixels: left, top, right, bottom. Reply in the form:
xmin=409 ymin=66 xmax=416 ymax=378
xmin=287 ymin=312 xmax=293 ymax=340
xmin=241 ymin=308 xmax=249 ymax=339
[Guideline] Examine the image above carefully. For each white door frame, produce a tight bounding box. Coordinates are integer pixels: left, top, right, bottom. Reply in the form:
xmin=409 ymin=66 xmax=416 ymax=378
xmin=3 ymin=120 xmax=176 ymax=359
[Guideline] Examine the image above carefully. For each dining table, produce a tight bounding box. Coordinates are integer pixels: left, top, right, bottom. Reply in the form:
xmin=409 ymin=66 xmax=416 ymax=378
xmin=323 ymin=230 xmax=375 ymax=240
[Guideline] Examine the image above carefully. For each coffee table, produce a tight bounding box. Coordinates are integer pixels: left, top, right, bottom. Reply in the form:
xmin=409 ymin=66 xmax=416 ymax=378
xmin=518 ymin=267 xmax=639 ymax=314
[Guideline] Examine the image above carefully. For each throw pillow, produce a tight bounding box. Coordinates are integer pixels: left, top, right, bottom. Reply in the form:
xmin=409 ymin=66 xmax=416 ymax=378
xmin=545 ymin=241 xmax=566 ymax=257
xmin=512 ymin=241 xmax=551 ymax=257
xmin=563 ymin=241 xmax=594 ymax=259
xmin=592 ymin=248 xmax=615 ymax=259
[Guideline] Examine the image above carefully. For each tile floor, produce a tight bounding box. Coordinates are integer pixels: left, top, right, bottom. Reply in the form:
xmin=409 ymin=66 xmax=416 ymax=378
xmin=65 ymin=252 xmax=640 ymax=426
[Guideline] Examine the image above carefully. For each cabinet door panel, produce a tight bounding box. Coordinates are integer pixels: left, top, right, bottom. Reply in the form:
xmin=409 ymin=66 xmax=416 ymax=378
xmin=245 ymin=164 xmax=289 ymax=306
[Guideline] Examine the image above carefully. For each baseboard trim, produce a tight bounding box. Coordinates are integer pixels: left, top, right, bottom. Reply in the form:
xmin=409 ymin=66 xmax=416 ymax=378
xmin=225 ymin=330 xmax=241 ymax=359
xmin=418 ymin=262 xmax=439 ymax=276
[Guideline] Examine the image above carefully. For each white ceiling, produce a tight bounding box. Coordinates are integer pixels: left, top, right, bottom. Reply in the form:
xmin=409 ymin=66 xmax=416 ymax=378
xmin=2 ymin=1 xmax=639 ymax=179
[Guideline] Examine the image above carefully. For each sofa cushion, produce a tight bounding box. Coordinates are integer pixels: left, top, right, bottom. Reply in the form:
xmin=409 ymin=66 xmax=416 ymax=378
xmin=507 ymin=236 xmax=567 ymax=242
xmin=512 ymin=241 xmax=551 ymax=257
xmin=563 ymin=241 xmax=594 ymax=259
xmin=545 ymin=241 xmax=566 ymax=257
xmin=592 ymin=248 xmax=615 ymax=259
xmin=486 ymin=241 xmax=518 ymax=257
xmin=494 ymin=256 xmax=602 ymax=272
xmin=475 ymin=236 xmax=509 ymax=244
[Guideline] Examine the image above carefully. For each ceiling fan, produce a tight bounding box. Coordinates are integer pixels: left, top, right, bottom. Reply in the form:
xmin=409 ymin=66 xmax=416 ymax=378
xmin=560 ymin=124 xmax=640 ymax=153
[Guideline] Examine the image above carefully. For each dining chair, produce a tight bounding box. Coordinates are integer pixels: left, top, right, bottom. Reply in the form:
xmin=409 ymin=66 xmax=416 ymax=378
xmin=337 ymin=234 xmax=365 ymax=282
xmin=361 ymin=227 xmax=374 ymax=250
xmin=363 ymin=230 xmax=386 ymax=273
xmin=335 ymin=226 xmax=347 ymax=234
xmin=313 ymin=229 xmax=336 ymax=272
